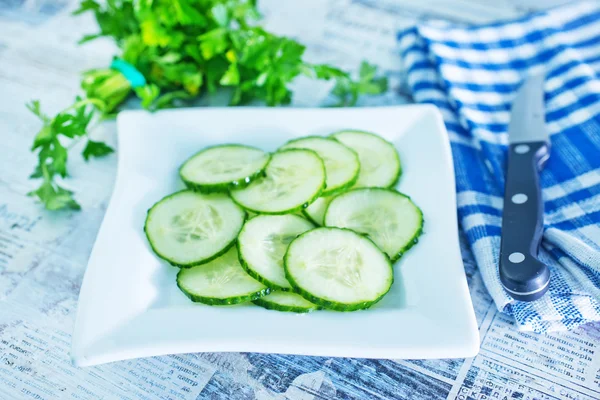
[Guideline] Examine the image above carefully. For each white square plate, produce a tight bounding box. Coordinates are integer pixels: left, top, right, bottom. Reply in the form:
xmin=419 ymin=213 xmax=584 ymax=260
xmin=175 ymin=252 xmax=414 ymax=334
xmin=72 ymin=105 xmax=479 ymax=366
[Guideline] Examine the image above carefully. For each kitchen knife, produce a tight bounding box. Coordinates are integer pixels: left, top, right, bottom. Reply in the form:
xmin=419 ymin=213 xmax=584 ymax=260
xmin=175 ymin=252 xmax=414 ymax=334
xmin=499 ymin=74 xmax=551 ymax=302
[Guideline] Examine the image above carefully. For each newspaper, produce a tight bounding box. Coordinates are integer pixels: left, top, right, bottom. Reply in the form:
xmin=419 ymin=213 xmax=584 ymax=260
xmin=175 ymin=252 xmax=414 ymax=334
xmin=1 ymin=0 xmax=599 ymax=399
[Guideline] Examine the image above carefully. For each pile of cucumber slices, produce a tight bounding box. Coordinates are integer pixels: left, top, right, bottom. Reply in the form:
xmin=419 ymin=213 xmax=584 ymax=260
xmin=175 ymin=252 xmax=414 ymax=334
xmin=144 ymin=130 xmax=423 ymax=313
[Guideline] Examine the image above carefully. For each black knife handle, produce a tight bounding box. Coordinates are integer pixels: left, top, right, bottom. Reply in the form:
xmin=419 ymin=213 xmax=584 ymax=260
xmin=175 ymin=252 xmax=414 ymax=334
xmin=499 ymin=141 xmax=550 ymax=301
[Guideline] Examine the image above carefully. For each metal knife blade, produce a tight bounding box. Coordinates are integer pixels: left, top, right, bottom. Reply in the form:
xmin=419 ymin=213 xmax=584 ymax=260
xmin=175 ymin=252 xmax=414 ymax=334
xmin=499 ymin=74 xmax=551 ymax=302
xmin=508 ymin=73 xmax=549 ymax=144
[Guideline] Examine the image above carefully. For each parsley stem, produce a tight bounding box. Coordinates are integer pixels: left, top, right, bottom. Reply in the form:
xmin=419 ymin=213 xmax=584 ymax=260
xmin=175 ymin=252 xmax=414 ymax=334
xmin=65 ymin=98 xmax=106 ymax=114
xmin=41 ymin=162 xmax=50 ymax=181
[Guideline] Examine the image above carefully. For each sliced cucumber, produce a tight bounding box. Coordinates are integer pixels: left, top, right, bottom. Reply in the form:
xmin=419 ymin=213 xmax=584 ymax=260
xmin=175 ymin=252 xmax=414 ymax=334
xmin=177 ymin=247 xmax=270 ymax=305
xmin=230 ymin=149 xmax=325 ymax=214
xmin=302 ymin=196 xmax=333 ymax=226
xmin=253 ymin=291 xmax=320 ymax=313
xmin=237 ymin=214 xmax=315 ymax=290
xmin=284 ymin=227 xmax=393 ymax=311
xmin=324 ymin=188 xmax=423 ymax=261
xmin=144 ymin=190 xmax=246 ymax=267
xmin=331 ymin=130 xmax=401 ymax=188
xmin=280 ymin=137 xmax=359 ymax=196
xmin=179 ymin=144 xmax=270 ymax=192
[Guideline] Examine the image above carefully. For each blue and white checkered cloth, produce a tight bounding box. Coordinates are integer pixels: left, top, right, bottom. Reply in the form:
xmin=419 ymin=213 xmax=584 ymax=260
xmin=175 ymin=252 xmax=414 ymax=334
xmin=398 ymin=1 xmax=600 ymax=332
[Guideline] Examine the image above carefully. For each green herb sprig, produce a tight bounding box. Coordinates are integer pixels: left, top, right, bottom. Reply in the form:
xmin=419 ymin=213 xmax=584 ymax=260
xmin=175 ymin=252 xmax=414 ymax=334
xmin=27 ymin=98 xmax=111 ymax=210
xmin=27 ymin=0 xmax=388 ymax=210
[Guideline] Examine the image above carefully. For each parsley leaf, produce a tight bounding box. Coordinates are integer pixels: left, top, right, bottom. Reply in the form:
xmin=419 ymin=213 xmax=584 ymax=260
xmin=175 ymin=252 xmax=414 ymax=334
xmin=28 ymin=181 xmax=81 ymax=211
xmin=82 ymin=140 xmax=114 ymax=161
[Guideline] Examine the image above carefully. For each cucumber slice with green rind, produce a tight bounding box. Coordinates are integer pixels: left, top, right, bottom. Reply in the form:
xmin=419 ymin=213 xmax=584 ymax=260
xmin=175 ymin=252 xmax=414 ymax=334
xmin=302 ymin=196 xmax=334 ymax=226
xmin=237 ymin=214 xmax=315 ymax=290
xmin=179 ymin=144 xmax=270 ymax=192
xmin=284 ymin=227 xmax=393 ymax=311
xmin=144 ymin=190 xmax=246 ymax=267
xmin=253 ymin=291 xmax=320 ymax=313
xmin=280 ymin=136 xmax=359 ymax=196
xmin=177 ymin=247 xmax=270 ymax=305
xmin=331 ymin=130 xmax=401 ymax=188
xmin=324 ymin=188 xmax=423 ymax=261
xmin=230 ymin=149 xmax=325 ymax=214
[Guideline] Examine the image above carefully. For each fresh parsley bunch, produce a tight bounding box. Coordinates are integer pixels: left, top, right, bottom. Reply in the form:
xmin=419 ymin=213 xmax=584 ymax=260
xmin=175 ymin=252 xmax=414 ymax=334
xmin=27 ymin=0 xmax=388 ymax=211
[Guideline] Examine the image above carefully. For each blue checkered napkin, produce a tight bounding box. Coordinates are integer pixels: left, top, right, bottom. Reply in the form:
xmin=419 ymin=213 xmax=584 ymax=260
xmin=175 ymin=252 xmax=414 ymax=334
xmin=398 ymin=2 xmax=600 ymax=332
